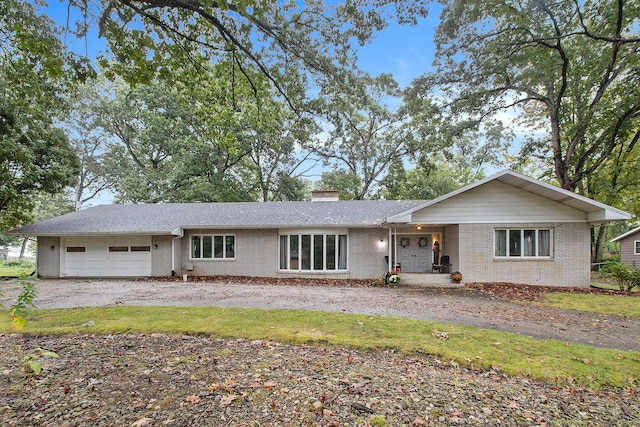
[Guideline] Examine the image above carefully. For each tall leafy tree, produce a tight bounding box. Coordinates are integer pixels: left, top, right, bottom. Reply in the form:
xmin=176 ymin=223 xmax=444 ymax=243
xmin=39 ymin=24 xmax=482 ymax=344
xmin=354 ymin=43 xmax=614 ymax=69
xmin=171 ymin=59 xmax=316 ymax=202
xmin=379 ymin=158 xmax=484 ymax=201
xmin=309 ymin=73 xmax=423 ymax=200
xmin=413 ymin=0 xmax=640 ymax=193
xmin=0 ymin=0 xmax=90 ymax=229
xmin=90 ymin=79 xmax=199 ymax=203
xmin=65 ymin=82 xmax=118 ymax=209
xmin=71 ymin=0 xmax=429 ymax=110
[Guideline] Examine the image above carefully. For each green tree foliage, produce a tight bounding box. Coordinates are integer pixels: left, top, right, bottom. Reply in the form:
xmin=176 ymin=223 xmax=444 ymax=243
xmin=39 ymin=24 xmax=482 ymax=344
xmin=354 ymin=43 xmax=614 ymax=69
xmin=0 ymin=0 xmax=89 ymax=230
xmin=85 ymin=61 xmax=315 ymax=203
xmin=0 ymin=104 xmax=80 ymax=229
xmin=309 ymin=73 xmax=423 ymax=200
xmin=171 ymin=59 xmax=316 ymax=202
xmin=79 ymin=0 xmax=429 ymax=110
xmin=65 ymin=83 xmax=118 ymax=209
xmin=314 ymin=170 xmax=363 ymax=200
xmin=379 ymin=159 xmax=483 ymax=201
xmin=414 ymin=0 xmax=639 ymax=193
xmin=90 ymin=80 xmax=200 ymax=203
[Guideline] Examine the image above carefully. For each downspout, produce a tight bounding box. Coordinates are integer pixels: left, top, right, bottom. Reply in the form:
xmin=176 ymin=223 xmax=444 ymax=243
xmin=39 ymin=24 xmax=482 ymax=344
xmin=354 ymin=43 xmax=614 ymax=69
xmin=171 ymin=227 xmax=184 ymax=276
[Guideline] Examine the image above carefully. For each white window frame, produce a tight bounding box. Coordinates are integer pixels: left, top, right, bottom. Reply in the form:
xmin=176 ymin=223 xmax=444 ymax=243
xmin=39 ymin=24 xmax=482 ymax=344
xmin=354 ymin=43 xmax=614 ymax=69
xmin=190 ymin=234 xmax=235 ymax=260
xmin=634 ymin=240 xmax=640 ymax=255
xmin=494 ymin=228 xmax=553 ymax=258
xmin=278 ymin=231 xmax=348 ymax=272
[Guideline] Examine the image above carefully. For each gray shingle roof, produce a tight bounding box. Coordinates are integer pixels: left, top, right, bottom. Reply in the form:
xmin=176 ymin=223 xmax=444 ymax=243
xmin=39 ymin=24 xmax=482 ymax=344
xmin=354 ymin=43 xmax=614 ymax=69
xmin=8 ymin=200 xmax=426 ymax=236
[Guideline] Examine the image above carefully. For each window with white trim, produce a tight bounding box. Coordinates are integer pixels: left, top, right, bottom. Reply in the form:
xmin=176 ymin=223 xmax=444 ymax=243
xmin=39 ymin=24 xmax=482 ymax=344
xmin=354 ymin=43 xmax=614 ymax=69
xmin=191 ymin=235 xmax=235 ymax=259
xmin=634 ymin=241 xmax=640 ymax=255
xmin=279 ymin=233 xmax=347 ymax=271
xmin=495 ymin=229 xmax=552 ymax=258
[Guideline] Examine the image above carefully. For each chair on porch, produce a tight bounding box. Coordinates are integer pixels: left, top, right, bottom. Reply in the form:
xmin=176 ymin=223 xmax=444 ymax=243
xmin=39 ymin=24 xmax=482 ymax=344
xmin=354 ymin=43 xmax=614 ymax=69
xmin=384 ymin=256 xmax=401 ymax=272
xmin=432 ymin=255 xmax=450 ymax=273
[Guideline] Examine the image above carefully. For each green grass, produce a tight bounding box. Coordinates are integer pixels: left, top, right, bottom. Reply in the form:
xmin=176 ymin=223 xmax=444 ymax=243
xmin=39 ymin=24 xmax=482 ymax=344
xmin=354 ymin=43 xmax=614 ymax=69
xmin=0 ymin=260 xmax=35 ymax=277
xmin=2 ymin=306 xmax=639 ymax=389
xmin=533 ymin=292 xmax=640 ymax=317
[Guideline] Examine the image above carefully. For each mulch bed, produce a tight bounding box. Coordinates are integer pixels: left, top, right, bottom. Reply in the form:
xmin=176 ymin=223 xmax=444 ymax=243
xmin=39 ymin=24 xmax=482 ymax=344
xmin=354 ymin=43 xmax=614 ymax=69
xmin=143 ymin=274 xmax=639 ymax=301
xmin=142 ymin=275 xmax=377 ymax=288
xmin=1 ymin=334 xmax=639 ymax=426
xmin=465 ymin=282 xmax=640 ymax=301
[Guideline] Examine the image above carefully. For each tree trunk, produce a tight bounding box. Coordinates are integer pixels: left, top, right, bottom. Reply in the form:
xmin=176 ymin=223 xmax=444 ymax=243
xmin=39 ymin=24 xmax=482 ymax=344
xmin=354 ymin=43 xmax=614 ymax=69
xmin=19 ymin=237 xmax=28 ymax=260
xmin=591 ymin=225 xmax=608 ymax=264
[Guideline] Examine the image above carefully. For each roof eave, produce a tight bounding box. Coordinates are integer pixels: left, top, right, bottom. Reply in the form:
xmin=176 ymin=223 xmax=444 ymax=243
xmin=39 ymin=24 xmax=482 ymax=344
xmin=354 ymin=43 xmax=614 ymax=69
xmin=611 ymin=225 xmax=640 ymax=242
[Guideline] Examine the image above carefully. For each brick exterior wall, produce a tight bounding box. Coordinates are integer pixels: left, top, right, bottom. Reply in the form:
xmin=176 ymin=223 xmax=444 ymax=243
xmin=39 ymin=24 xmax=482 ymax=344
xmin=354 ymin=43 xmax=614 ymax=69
xmin=36 ymin=236 xmax=60 ymax=278
xmin=458 ymin=223 xmax=590 ymax=287
xmin=151 ymin=236 xmax=174 ymax=277
xmin=179 ymin=228 xmax=388 ymax=280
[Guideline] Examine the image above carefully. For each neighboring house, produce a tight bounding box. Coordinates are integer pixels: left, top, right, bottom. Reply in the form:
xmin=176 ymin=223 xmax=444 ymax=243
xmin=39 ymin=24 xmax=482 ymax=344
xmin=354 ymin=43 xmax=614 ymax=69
xmin=7 ymin=170 xmax=630 ymax=287
xmin=611 ymin=226 xmax=640 ymax=268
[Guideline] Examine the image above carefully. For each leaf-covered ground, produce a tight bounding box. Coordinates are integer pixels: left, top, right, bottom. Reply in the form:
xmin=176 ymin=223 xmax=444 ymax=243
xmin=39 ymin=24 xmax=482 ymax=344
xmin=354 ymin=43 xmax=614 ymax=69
xmin=1 ymin=334 xmax=639 ymax=427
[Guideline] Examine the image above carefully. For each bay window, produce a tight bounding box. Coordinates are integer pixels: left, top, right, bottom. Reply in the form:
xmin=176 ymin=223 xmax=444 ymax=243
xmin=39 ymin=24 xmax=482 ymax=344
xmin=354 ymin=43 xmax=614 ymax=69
xmin=279 ymin=232 xmax=347 ymax=271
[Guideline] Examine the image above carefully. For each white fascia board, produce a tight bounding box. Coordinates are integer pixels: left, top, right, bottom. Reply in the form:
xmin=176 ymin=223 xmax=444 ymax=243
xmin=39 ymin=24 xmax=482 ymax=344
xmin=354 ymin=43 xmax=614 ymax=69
xmin=19 ymin=232 xmax=173 ymax=237
xmin=611 ymin=226 xmax=640 ymax=242
xmin=587 ymin=209 xmax=632 ymax=224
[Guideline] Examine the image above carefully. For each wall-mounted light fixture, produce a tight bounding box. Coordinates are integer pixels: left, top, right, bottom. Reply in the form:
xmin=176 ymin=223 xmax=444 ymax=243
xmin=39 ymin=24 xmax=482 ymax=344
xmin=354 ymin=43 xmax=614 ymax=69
xmin=416 ymin=224 xmax=422 ymax=230
xmin=154 ymin=244 xmax=158 ymax=249
xmin=50 ymin=245 xmax=55 ymax=250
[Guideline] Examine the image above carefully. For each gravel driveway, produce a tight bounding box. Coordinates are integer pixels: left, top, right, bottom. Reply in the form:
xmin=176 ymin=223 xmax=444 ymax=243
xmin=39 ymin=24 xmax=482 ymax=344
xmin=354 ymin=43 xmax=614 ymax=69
xmin=1 ymin=278 xmax=638 ymax=351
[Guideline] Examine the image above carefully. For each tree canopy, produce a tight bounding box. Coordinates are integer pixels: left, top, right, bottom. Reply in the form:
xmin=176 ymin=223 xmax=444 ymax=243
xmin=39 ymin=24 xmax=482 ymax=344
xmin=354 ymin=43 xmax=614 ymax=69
xmin=68 ymin=0 xmax=429 ymax=111
xmin=0 ymin=0 xmax=87 ymax=230
xmin=413 ymin=0 xmax=640 ymax=193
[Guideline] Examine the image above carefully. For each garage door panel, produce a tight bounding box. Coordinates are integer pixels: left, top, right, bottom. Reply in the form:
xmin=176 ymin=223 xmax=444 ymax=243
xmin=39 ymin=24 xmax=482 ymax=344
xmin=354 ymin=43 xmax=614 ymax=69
xmin=62 ymin=237 xmax=152 ymax=277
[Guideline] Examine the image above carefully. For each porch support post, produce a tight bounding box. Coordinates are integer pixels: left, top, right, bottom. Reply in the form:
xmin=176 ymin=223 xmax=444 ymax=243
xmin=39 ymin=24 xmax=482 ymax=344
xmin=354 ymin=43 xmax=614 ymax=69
xmin=387 ymin=228 xmax=392 ymax=271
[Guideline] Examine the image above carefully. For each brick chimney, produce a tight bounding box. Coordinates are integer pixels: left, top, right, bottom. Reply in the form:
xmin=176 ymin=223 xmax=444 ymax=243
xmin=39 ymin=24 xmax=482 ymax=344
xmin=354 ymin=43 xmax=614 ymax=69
xmin=311 ymin=190 xmax=339 ymax=202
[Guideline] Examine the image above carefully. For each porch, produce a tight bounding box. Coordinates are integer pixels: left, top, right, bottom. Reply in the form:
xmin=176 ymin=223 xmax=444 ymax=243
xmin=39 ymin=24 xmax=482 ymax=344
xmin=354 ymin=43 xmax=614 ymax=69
xmin=391 ymin=273 xmax=463 ymax=288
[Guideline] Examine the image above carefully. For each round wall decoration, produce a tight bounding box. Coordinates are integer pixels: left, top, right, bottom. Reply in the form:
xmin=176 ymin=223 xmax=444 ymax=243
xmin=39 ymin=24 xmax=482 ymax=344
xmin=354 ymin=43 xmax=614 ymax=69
xmin=418 ymin=237 xmax=429 ymax=248
xmin=399 ymin=238 xmax=410 ymax=248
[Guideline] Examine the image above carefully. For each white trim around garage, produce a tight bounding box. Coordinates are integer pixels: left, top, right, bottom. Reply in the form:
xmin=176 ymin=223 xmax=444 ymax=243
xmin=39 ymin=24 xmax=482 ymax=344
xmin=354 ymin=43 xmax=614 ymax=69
xmin=60 ymin=236 xmax=152 ymax=277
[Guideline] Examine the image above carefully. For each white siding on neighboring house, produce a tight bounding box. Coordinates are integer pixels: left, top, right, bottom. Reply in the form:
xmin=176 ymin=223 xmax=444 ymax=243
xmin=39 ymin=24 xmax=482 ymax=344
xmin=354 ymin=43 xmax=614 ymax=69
xmin=411 ymin=181 xmax=587 ymax=224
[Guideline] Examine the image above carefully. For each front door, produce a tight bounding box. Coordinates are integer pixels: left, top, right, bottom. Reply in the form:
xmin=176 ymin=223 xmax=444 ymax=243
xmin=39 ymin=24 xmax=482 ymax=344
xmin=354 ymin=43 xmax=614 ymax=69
xmin=397 ymin=235 xmax=433 ymax=273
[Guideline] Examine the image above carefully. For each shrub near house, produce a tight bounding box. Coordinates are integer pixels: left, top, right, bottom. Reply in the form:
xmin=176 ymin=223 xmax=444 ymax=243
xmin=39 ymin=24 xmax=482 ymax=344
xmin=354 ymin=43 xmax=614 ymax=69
xmin=609 ymin=263 xmax=640 ymax=291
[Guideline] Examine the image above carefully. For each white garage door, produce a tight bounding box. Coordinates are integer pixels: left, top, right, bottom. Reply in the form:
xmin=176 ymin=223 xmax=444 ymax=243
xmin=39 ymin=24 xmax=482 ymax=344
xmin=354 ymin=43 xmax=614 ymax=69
xmin=62 ymin=237 xmax=152 ymax=277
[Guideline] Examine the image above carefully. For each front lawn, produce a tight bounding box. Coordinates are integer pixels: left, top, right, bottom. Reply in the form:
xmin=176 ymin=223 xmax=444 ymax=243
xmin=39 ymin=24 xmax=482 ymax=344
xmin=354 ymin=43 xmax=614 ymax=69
xmin=0 ymin=260 xmax=35 ymax=277
xmin=1 ymin=306 xmax=638 ymax=390
xmin=536 ymin=292 xmax=640 ymax=317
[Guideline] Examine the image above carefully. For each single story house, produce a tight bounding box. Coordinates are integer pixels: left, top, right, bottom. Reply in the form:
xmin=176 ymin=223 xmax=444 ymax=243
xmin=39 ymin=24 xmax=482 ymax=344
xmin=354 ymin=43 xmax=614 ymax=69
xmin=611 ymin=226 xmax=640 ymax=268
xmin=8 ymin=170 xmax=630 ymax=287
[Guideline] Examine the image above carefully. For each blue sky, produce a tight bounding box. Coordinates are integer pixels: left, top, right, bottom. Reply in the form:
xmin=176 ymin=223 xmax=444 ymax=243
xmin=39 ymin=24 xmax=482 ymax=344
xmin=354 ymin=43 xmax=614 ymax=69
xmin=41 ymin=1 xmax=440 ymax=89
